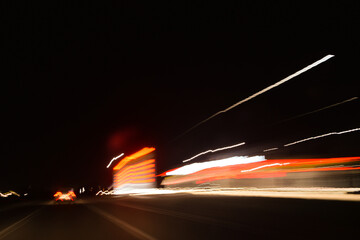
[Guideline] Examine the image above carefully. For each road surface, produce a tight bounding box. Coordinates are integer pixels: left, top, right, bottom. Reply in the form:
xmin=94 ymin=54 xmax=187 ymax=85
xmin=1 ymin=193 xmax=359 ymax=240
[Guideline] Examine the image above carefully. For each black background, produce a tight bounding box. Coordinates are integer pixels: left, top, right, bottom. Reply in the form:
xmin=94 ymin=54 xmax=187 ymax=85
xmin=1 ymin=1 xmax=359 ymax=191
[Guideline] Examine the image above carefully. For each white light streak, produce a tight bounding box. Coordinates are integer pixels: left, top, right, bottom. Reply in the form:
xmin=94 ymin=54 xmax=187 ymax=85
xmin=107 ymin=153 xmax=124 ymax=168
xmin=168 ymin=155 xmax=265 ymax=176
xmin=96 ymin=190 xmax=114 ymax=196
xmin=177 ymin=54 xmax=335 ymax=138
xmin=183 ymin=142 xmax=245 ymax=163
xmin=263 ymin=147 xmax=279 ymax=152
xmin=0 ymin=192 xmax=9 ymax=198
xmin=284 ymin=128 xmax=360 ymax=147
xmin=0 ymin=191 xmax=20 ymax=198
xmin=240 ymin=162 xmax=290 ymax=173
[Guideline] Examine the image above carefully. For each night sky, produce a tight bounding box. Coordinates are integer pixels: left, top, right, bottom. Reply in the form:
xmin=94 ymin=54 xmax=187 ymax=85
xmin=2 ymin=1 xmax=359 ymax=191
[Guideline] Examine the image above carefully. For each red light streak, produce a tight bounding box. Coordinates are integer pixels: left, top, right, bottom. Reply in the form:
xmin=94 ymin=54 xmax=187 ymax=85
xmin=157 ymin=167 xmax=180 ymax=177
xmin=161 ymin=156 xmax=360 ymax=186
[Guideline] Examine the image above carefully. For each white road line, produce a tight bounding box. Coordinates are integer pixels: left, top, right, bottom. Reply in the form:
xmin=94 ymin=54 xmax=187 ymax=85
xmin=0 ymin=210 xmax=39 ymax=239
xmin=86 ymin=205 xmax=157 ymax=240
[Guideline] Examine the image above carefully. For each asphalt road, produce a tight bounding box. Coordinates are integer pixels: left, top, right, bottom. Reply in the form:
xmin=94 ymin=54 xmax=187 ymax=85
xmin=1 ymin=194 xmax=359 ymax=240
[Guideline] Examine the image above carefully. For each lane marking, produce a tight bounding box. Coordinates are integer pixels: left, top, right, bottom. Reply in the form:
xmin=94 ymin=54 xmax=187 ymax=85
xmin=0 ymin=210 xmax=39 ymax=239
xmin=86 ymin=205 xmax=157 ymax=240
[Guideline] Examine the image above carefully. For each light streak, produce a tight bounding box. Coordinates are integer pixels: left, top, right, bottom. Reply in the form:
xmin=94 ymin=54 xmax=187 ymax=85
xmin=114 ymin=162 xmax=156 ymax=184
xmin=115 ymin=168 xmax=155 ymax=182
xmin=96 ymin=190 xmax=115 ymax=196
xmin=263 ymin=147 xmax=279 ymax=152
xmin=114 ymin=164 xmax=155 ymax=180
xmin=115 ymin=172 xmax=156 ymax=184
xmin=113 ymin=147 xmax=156 ymax=192
xmin=54 ymin=191 xmax=76 ymax=201
xmin=53 ymin=192 xmax=62 ymax=197
xmin=168 ymin=156 xmax=265 ymax=175
xmin=162 ymin=157 xmax=360 ymax=186
xmin=0 ymin=191 xmax=20 ymax=198
xmin=114 ymin=159 xmax=155 ymax=177
xmin=113 ymin=147 xmax=155 ymax=170
xmin=0 ymin=192 xmax=9 ymax=197
xmin=240 ymin=162 xmax=290 ymax=173
xmin=107 ymin=153 xmax=124 ymax=168
xmin=279 ymin=97 xmax=358 ymax=123
xmin=175 ymin=54 xmax=335 ymax=139
xmin=183 ymin=142 xmax=245 ymax=163
xmin=284 ymin=127 xmax=360 ymax=147
xmin=115 ymin=174 xmax=156 ymax=186
xmin=129 ymin=178 xmax=155 ymax=184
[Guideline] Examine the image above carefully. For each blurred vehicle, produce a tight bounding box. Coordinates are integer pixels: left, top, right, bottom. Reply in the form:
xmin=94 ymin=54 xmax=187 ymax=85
xmin=53 ymin=189 xmax=76 ymax=203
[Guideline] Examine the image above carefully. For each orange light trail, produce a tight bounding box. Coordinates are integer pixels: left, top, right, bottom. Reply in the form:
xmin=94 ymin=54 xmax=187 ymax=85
xmin=115 ymin=159 xmax=155 ymax=177
xmin=115 ymin=173 xmax=155 ymax=183
xmin=114 ymin=164 xmax=155 ymax=180
xmin=112 ymin=147 xmax=156 ymax=192
xmin=131 ymin=178 xmax=156 ymax=184
xmin=115 ymin=169 xmax=155 ymax=182
xmin=114 ymin=162 xmax=155 ymax=181
xmin=53 ymin=192 xmax=62 ymax=197
xmin=113 ymin=147 xmax=155 ymax=170
xmin=115 ymin=174 xmax=156 ymax=186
